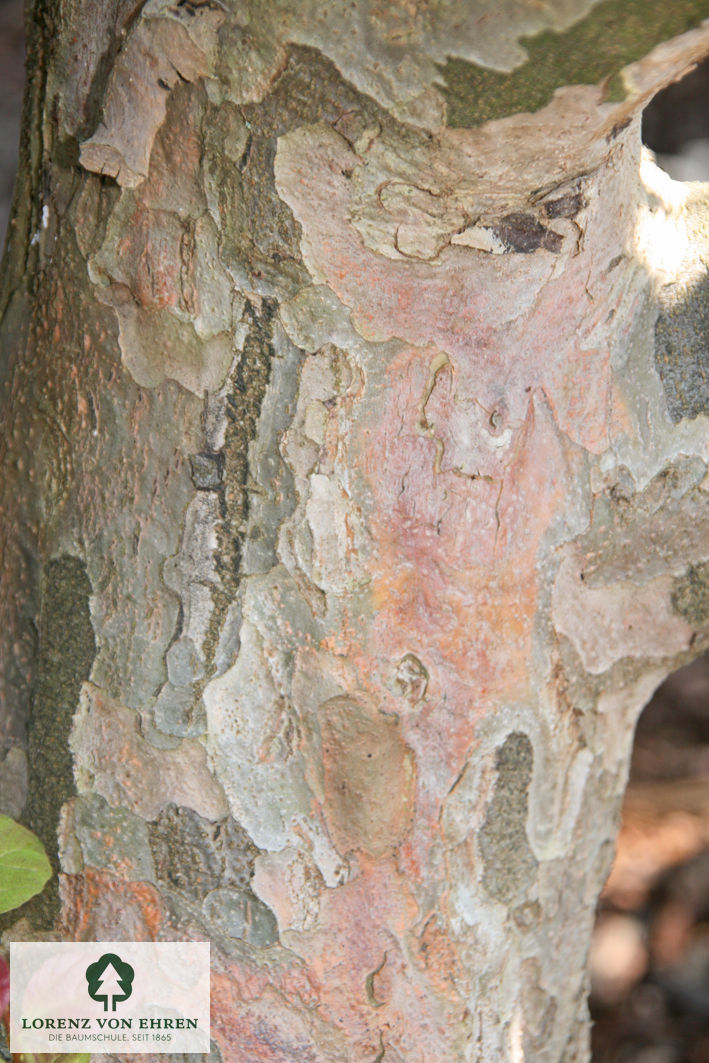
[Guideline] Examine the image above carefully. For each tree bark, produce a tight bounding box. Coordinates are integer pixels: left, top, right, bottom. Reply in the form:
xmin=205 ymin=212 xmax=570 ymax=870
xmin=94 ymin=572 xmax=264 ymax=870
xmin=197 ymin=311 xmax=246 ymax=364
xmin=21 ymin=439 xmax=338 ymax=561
xmin=2 ymin=2 xmax=709 ymax=1060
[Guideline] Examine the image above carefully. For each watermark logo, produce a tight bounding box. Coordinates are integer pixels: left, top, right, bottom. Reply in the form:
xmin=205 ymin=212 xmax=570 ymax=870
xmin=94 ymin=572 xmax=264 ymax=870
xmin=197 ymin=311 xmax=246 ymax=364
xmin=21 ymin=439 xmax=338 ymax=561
xmin=85 ymin=953 xmax=134 ymax=1011
xmin=10 ymin=941 xmax=210 ymax=1054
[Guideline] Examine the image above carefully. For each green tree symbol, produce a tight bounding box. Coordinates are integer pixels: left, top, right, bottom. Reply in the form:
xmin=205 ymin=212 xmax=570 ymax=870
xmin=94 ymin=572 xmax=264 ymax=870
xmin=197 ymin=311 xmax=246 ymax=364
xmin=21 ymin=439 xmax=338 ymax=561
xmin=86 ymin=953 xmax=134 ymax=1011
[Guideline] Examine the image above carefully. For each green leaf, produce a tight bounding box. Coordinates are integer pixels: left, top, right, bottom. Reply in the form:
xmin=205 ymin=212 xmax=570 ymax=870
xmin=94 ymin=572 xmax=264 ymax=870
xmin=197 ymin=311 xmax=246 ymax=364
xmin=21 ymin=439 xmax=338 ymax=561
xmin=0 ymin=815 xmax=52 ymax=914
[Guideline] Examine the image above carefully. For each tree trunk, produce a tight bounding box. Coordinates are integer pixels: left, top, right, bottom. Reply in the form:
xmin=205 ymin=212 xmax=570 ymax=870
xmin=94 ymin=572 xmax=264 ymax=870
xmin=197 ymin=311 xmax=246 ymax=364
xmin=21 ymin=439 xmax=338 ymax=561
xmin=2 ymin=2 xmax=709 ymax=1060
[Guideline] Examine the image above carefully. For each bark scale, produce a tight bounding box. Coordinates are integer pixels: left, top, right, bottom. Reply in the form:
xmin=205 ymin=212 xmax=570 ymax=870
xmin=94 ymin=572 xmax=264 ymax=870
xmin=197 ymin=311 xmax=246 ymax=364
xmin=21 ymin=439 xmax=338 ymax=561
xmin=1 ymin=2 xmax=709 ymax=1061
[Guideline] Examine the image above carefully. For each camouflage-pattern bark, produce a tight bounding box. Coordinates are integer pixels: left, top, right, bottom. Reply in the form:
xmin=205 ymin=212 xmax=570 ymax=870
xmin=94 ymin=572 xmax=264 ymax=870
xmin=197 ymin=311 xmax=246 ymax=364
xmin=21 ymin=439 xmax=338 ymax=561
xmin=1 ymin=2 xmax=709 ymax=1061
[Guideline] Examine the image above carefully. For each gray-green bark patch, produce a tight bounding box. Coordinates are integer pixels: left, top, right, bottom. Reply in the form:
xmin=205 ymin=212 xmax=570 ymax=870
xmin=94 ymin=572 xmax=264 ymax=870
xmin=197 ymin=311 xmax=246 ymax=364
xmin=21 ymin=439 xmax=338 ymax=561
xmin=240 ymin=325 xmax=301 ymax=578
xmin=655 ymin=272 xmax=709 ymax=423
xmin=437 ymin=0 xmax=709 ymax=128
xmin=23 ymin=555 xmax=95 ymax=925
xmin=70 ymin=793 xmax=155 ymax=881
xmin=202 ymin=886 xmax=278 ymax=947
xmin=567 ymin=457 xmax=708 ymax=586
xmin=148 ymin=805 xmax=259 ymax=900
xmin=148 ymin=805 xmax=278 ymax=946
xmin=479 ymin=732 xmax=537 ymax=905
xmin=190 ymin=451 xmax=225 ymax=491
xmin=672 ymin=562 xmax=709 ymax=626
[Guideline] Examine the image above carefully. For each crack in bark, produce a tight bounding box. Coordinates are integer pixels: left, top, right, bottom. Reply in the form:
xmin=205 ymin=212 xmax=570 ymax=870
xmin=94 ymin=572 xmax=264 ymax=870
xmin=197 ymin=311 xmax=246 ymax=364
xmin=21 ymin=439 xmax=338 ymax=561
xmin=199 ymin=297 xmax=277 ymax=679
xmin=365 ymin=952 xmax=388 ymax=1008
xmin=416 ymin=351 xmax=451 ymax=475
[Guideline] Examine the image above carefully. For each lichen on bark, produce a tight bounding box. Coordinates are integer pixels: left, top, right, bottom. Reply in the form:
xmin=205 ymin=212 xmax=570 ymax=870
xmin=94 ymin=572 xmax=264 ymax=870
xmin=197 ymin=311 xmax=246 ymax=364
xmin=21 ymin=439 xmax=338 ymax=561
xmin=437 ymin=0 xmax=709 ymax=127
xmin=24 ymin=556 xmax=96 ymax=921
xmin=479 ymin=732 xmax=537 ymax=905
xmin=655 ymin=270 xmax=709 ymax=422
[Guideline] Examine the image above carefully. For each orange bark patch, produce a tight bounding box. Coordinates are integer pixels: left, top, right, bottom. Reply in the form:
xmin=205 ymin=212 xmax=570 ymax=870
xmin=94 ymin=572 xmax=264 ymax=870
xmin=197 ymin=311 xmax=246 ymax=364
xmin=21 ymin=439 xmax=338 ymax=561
xmin=364 ymin=377 xmax=572 ymax=703
xmin=210 ymin=967 xmax=334 ymax=1063
xmin=417 ymin=915 xmax=469 ymax=998
xmin=59 ymin=868 xmax=163 ymax=941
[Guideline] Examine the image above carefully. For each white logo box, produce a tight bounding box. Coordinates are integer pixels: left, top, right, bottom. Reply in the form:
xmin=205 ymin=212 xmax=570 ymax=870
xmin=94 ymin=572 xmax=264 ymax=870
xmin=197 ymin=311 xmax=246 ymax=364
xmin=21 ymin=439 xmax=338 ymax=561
xmin=10 ymin=941 xmax=210 ymax=1054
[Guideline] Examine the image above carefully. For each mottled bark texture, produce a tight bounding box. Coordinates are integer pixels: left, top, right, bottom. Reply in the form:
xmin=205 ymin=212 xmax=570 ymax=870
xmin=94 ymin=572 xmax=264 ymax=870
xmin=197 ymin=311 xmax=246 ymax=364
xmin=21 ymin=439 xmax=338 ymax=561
xmin=1 ymin=1 xmax=709 ymax=1060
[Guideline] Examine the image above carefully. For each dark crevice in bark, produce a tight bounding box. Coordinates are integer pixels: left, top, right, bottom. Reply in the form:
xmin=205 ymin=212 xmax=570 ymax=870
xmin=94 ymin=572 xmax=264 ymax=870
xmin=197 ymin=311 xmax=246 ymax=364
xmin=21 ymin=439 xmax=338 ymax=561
xmin=77 ymin=0 xmax=146 ymax=144
xmin=0 ymin=0 xmax=53 ymax=319
xmin=199 ymin=298 xmax=277 ymax=677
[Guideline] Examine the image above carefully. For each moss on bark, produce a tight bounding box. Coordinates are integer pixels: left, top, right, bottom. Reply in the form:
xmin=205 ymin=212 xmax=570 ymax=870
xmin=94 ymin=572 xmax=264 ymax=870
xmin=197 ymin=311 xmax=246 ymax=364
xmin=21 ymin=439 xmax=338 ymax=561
xmin=437 ymin=0 xmax=709 ymax=128
xmin=23 ymin=556 xmax=95 ymax=925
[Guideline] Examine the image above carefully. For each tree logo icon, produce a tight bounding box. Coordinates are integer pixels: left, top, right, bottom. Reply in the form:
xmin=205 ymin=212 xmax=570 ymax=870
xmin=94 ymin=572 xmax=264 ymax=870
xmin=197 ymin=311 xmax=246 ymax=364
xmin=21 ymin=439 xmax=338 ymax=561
xmin=85 ymin=953 xmax=135 ymax=1011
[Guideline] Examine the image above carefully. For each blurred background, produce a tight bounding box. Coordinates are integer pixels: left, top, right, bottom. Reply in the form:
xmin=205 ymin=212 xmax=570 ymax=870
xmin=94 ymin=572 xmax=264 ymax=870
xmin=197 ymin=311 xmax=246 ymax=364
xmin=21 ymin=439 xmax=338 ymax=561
xmin=591 ymin=658 xmax=709 ymax=1063
xmin=0 ymin=2 xmax=707 ymax=1059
